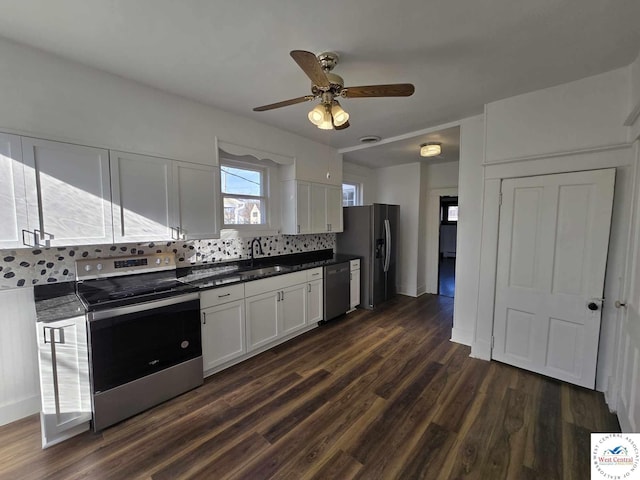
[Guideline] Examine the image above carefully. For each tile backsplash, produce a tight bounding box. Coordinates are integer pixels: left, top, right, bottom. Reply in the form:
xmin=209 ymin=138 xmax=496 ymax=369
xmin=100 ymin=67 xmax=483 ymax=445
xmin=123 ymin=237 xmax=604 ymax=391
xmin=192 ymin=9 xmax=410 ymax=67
xmin=0 ymin=234 xmax=335 ymax=290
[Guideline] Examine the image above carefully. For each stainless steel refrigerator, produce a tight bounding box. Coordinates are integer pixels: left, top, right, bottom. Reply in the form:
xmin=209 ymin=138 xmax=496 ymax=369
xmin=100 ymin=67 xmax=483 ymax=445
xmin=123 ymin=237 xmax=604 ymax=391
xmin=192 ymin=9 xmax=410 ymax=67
xmin=336 ymin=204 xmax=399 ymax=309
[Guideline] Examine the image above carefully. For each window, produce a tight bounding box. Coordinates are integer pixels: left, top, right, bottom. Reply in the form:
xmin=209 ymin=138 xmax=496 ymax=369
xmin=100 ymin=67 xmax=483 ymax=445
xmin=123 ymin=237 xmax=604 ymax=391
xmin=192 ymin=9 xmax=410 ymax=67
xmin=446 ymin=206 xmax=458 ymax=222
xmin=342 ymin=183 xmax=361 ymax=207
xmin=440 ymin=196 xmax=458 ymax=225
xmin=220 ymin=161 xmax=268 ymax=227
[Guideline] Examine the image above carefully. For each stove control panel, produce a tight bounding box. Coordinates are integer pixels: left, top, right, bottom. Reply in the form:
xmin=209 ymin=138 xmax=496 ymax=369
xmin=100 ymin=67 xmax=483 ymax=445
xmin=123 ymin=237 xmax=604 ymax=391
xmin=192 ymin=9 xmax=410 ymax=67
xmin=76 ymin=253 xmax=177 ymax=280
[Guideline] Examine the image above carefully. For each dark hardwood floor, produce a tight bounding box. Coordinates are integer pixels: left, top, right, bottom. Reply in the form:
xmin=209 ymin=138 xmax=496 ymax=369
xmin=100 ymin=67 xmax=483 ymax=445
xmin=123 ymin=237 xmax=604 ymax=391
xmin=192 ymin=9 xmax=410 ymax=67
xmin=0 ymin=294 xmax=619 ymax=479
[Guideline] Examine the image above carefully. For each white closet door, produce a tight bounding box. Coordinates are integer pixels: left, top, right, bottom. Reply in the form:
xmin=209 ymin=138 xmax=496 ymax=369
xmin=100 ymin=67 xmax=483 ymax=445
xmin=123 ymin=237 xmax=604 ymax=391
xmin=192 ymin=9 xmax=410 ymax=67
xmin=492 ymin=169 xmax=615 ymax=388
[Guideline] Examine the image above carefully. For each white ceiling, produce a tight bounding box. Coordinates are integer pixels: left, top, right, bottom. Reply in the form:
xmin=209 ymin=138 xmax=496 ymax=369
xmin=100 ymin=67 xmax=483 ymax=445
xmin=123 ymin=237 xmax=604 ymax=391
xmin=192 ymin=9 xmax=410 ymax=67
xmin=0 ymin=0 xmax=638 ymax=168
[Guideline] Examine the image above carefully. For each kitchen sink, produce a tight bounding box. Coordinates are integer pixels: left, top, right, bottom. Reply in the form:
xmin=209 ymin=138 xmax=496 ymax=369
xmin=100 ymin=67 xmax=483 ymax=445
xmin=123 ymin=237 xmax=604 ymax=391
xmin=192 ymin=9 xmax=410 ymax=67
xmin=240 ymin=265 xmax=290 ymax=276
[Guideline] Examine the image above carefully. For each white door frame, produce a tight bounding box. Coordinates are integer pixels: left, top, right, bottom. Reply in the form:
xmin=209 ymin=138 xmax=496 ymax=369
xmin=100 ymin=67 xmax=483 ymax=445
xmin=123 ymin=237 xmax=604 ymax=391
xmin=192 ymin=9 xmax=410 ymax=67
xmin=425 ymin=188 xmax=458 ymax=294
xmin=471 ymin=146 xmax=633 ymax=366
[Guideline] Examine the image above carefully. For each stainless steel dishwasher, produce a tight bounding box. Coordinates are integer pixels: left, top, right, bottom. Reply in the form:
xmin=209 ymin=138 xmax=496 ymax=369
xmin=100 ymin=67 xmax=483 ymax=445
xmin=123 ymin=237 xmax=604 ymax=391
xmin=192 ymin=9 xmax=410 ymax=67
xmin=323 ymin=262 xmax=351 ymax=322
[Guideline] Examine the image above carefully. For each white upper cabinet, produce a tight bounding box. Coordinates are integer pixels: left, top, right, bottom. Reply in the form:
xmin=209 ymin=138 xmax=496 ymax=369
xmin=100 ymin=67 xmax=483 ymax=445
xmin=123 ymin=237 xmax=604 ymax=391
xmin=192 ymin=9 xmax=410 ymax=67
xmin=110 ymin=151 xmax=174 ymax=242
xmin=281 ymin=180 xmax=311 ymax=235
xmin=22 ymin=138 xmax=113 ymax=247
xmin=0 ymin=133 xmax=28 ymax=249
xmin=173 ymin=161 xmax=220 ymax=240
xmin=111 ymin=151 xmax=220 ymax=243
xmin=325 ymin=185 xmax=343 ymax=233
xmin=282 ymin=180 xmax=343 ymax=235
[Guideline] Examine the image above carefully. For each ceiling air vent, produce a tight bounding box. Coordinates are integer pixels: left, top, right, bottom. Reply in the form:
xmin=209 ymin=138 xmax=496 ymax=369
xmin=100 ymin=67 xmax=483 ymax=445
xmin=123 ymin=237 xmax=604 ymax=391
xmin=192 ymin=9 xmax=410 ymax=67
xmin=359 ymin=135 xmax=381 ymax=144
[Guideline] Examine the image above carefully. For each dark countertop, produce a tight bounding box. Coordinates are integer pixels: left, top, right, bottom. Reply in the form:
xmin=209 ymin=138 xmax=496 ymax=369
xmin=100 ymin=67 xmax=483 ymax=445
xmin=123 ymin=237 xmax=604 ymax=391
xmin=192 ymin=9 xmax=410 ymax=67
xmin=178 ymin=250 xmax=360 ymax=290
xmin=34 ymin=282 xmax=85 ymax=323
xmin=33 ymin=249 xmax=361 ymax=320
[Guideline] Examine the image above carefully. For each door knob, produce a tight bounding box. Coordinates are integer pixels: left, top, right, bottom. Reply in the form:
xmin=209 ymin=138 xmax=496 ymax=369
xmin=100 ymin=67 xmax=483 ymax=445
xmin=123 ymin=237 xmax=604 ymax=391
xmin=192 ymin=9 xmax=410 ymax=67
xmin=588 ymin=302 xmax=599 ymax=311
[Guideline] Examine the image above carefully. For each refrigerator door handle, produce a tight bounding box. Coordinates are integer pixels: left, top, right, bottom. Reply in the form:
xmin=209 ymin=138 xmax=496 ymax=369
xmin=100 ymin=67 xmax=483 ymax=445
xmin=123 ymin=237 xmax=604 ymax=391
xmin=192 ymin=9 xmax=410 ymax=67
xmin=383 ymin=219 xmax=391 ymax=273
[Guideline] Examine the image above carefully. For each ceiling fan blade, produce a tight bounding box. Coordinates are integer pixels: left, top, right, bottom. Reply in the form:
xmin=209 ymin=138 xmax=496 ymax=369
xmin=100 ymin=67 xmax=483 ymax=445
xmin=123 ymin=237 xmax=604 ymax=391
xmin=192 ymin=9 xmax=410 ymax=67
xmin=290 ymin=50 xmax=330 ymax=88
xmin=253 ymin=95 xmax=314 ymax=112
xmin=334 ymin=120 xmax=350 ymax=131
xmin=342 ymin=83 xmax=415 ymax=98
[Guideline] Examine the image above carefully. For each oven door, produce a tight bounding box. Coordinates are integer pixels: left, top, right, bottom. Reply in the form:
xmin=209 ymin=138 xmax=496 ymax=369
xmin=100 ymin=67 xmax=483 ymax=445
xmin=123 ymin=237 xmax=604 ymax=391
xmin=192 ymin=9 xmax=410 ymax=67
xmin=87 ymin=293 xmax=201 ymax=394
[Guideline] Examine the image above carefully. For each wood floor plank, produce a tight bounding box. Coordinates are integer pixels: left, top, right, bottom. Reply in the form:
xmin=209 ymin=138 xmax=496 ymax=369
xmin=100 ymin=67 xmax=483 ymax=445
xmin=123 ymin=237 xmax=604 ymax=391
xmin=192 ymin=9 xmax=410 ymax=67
xmin=0 ymin=294 xmax=620 ymax=480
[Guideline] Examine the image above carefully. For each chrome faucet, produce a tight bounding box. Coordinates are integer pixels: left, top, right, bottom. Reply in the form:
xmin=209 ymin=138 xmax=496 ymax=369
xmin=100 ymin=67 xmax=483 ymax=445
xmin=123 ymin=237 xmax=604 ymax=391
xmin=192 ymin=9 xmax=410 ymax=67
xmin=249 ymin=237 xmax=264 ymax=266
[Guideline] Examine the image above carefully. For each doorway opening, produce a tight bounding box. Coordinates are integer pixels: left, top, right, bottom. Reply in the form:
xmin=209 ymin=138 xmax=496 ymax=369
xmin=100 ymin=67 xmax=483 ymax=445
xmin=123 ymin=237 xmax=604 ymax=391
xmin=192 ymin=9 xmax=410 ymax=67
xmin=438 ymin=196 xmax=458 ymax=297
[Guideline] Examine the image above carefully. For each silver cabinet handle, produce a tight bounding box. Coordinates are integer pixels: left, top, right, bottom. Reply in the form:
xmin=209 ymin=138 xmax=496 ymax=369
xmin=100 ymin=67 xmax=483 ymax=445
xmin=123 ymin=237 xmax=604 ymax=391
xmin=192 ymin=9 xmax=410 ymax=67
xmin=308 ymin=283 xmax=311 ymax=293
xmin=615 ymin=300 xmax=627 ymax=309
xmin=311 ymin=272 xmax=320 ymax=276
xmin=281 ymin=291 xmax=285 ymax=301
xmin=276 ymin=291 xmax=281 ymax=302
xmin=297 ymin=225 xmax=300 ymax=234
xmin=202 ymin=312 xmax=206 ymax=324
xmin=218 ymin=293 xmax=231 ymax=298
xmin=43 ymin=325 xmax=69 ymax=417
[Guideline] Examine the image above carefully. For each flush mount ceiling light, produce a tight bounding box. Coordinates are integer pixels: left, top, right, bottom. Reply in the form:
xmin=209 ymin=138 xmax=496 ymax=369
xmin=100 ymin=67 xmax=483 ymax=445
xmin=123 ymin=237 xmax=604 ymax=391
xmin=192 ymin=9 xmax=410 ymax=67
xmin=253 ymin=50 xmax=414 ymax=131
xmin=420 ymin=142 xmax=442 ymax=157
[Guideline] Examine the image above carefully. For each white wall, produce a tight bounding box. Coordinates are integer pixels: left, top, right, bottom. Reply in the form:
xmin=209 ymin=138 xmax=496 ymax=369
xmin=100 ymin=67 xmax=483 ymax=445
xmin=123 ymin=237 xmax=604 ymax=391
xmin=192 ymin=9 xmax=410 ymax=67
xmin=0 ymin=37 xmax=342 ymax=184
xmin=485 ymin=67 xmax=630 ymax=163
xmin=611 ymin=49 xmax=640 ymax=432
xmin=452 ymin=116 xmax=485 ymax=345
xmin=342 ymin=161 xmax=378 ymax=205
xmin=375 ymin=163 xmax=421 ymax=296
xmin=423 ymin=161 xmax=460 ymax=189
xmin=0 ymin=288 xmax=39 ymax=426
xmin=470 ymin=68 xmax=634 ymax=401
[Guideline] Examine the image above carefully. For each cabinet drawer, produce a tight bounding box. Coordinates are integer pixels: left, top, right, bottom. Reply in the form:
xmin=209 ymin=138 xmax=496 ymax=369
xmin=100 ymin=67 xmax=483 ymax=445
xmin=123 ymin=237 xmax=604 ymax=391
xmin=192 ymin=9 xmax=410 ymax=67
xmin=245 ymin=271 xmax=307 ymax=297
xmin=306 ymin=267 xmax=323 ymax=281
xmin=200 ymin=284 xmax=245 ymax=308
xmin=350 ymin=259 xmax=360 ymax=271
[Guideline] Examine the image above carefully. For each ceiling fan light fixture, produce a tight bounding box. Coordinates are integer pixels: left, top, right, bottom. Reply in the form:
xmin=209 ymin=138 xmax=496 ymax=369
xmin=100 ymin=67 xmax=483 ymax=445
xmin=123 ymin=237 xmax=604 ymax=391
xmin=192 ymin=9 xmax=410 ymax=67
xmin=420 ymin=142 xmax=442 ymax=157
xmin=331 ymin=102 xmax=349 ymax=127
xmin=317 ymin=104 xmax=334 ymax=130
xmin=308 ymin=104 xmax=325 ymax=126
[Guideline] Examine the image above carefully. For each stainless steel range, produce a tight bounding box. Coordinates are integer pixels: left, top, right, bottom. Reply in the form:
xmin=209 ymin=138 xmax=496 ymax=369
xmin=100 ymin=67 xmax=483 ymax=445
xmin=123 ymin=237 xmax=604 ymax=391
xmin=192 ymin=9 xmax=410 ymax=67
xmin=76 ymin=253 xmax=202 ymax=432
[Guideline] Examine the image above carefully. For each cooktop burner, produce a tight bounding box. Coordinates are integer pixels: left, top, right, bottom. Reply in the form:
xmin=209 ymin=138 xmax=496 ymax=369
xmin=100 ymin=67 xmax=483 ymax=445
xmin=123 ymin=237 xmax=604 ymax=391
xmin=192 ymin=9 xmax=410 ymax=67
xmin=75 ymin=254 xmax=198 ymax=311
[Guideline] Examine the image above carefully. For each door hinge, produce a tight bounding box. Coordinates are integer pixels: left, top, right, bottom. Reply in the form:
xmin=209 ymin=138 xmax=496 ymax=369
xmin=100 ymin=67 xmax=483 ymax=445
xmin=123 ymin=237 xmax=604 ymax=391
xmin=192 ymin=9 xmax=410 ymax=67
xmin=498 ymin=193 xmax=503 ymax=206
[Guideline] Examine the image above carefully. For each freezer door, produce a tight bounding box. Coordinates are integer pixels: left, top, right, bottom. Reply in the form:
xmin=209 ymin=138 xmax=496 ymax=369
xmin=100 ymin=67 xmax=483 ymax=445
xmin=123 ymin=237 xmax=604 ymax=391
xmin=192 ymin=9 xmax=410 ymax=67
xmin=371 ymin=204 xmax=387 ymax=307
xmin=385 ymin=205 xmax=399 ymax=300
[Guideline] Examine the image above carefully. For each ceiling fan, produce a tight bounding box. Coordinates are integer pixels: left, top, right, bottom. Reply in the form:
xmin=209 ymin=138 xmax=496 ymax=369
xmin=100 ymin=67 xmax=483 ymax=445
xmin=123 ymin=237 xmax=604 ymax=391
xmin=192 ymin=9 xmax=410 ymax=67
xmin=253 ymin=50 xmax=415 ymax=130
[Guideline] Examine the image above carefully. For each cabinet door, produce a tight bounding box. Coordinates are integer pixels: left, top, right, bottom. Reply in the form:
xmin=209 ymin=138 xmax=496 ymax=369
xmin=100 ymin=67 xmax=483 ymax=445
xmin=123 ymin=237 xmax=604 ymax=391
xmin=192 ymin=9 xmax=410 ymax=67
xmin=245 ymin=290 xmax=280 ymax=351
xmin=311 ymin=183 xmax=327 ymax=233
xmin=37 ymin=316 xmax=91 ymax=448
xmin=296 ymin=181 xmax=312 ymax=234
xmin=110 ymin=150 xmax=175 ymax=242
xmin=201 ymin=299 xmax=245 ymax=372
xmin=174 ymin=161 xmax=220 ymax=240
xmin=307 ymin=279 xmax=324 ymax=323
xmin=350 ymin=269 xmax=361 ymax=309
xmin=0 ymin=133 xmax=28 ymax=248
xmin=22 ymin=138 xmax=113 ymax=246
xmin=281 ymin=283 xmax=307 ymax=335
xmin=326 ymin=185 xmax=343 ymax=233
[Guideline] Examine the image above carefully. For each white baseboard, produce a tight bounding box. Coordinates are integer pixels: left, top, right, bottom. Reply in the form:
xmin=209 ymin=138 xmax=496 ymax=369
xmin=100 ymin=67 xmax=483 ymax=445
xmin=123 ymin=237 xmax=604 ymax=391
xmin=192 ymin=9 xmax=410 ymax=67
xmin=470 ymin=339 xmax=492 ymax=360
xmin=416 ymin=284 xmax=427 ymax=296
xmin=450 ymin=327 xmax=474 ymax=346
xmin=0 ymin=395 xmax=40 ymax=426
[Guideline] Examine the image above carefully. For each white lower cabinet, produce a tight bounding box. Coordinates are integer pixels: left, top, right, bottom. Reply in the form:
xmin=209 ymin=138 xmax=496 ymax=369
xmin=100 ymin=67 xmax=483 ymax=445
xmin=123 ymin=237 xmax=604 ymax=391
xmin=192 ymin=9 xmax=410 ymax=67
xmin=245 ymin=290 xmax=280 ymax=351
xmin=350 ymin=259 xmax=361 ymax=310
xmin=201 ymin=299 xmax=246 ymax=371
xmin=307 ymin=279 xmax=324 ymax=323
xmin=201 ymin=268 xmax=326 ymax=372
xmin=37 ymin=316 xmax=91 ymax=448
xmin=281 ymin=283 xmax=308 ymax=335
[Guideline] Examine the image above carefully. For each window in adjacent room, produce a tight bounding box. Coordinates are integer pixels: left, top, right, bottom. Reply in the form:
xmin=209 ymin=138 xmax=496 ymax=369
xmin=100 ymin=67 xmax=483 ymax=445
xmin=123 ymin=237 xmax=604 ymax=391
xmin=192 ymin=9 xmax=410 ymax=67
xmin=342 ymin=182 xmax=361 ymax=207
xmin=220 ymin=160 xmax=268 ymax=227
xmin=440 ymin=197 xmax=458 ymax=225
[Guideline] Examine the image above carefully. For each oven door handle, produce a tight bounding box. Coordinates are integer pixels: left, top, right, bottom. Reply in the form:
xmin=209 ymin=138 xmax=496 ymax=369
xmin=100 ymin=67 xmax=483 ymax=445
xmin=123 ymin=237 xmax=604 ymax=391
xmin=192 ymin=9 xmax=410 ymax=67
xmin=88 ymin=293 xmax=200 ymax=321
